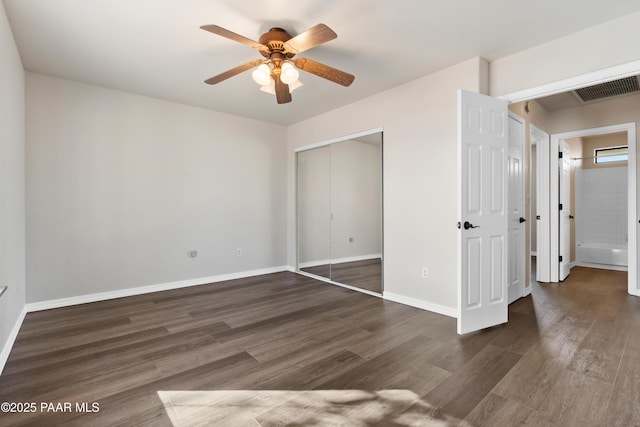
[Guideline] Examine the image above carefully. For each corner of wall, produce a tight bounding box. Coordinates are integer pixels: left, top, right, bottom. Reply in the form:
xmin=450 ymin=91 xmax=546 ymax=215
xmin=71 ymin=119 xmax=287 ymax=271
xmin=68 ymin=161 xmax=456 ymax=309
xmin=0 ymin=307 xmax=27 ymax=374
xmin=478 ymin=57 xmax=490 ymax=95
xmin=0 ymin=0 xmax=27 ymax=375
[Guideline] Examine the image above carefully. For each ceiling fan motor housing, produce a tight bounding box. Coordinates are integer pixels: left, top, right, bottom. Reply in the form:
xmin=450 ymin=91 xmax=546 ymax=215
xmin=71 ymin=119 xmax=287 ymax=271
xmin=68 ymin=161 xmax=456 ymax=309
xmin=259 ymin=28 xmax=295 ymax=59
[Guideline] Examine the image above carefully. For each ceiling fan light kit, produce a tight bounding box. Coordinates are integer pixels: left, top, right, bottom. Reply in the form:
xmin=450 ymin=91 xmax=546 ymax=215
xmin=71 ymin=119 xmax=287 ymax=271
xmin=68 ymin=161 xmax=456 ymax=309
xmin=201 ymin=23 xmax=354 ymax=104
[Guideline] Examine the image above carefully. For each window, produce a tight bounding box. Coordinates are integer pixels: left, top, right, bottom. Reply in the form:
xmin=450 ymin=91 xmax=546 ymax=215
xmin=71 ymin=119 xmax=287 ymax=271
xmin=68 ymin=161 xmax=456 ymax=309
xmin=594 ymin=146 xmax=628 ymax=164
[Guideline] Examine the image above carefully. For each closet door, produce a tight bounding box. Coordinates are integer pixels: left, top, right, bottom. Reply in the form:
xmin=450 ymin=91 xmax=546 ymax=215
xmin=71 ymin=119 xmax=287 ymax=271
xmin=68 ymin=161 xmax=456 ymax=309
xmin=296 ymin=129 xmax=383 ymax=294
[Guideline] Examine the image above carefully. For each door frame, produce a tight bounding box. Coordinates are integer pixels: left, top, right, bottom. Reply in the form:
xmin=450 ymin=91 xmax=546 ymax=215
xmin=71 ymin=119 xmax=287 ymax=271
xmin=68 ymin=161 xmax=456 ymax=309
xmin=549 ymin=124 xmax=636 ymax=293
xmin=507 ymin=111 xmax=526 ymax=302
xmin=500 ymin=59 xmax=640 ymax=296
xmin=558 ymin=139 xmax=571 ymax=281
xmin=530 ymin=125 xmax=550 ymax=283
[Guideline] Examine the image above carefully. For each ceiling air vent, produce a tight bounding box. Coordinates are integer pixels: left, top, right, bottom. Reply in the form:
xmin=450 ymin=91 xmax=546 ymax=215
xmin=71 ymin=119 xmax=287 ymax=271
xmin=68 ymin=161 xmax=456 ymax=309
xmin=574 ymin=76 xmax=640 ymax=102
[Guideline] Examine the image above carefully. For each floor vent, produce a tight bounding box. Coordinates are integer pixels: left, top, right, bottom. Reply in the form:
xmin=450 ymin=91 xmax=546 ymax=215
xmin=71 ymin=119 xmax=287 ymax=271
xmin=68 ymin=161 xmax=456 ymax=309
xmin=574 ymin=76 xmax=640 ymax=102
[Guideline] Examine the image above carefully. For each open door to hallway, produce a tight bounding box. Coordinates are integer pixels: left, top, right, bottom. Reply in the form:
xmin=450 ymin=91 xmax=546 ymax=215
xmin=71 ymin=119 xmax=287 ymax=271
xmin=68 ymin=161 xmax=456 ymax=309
xmin=457 ymin=89 xmax=509 ymax=334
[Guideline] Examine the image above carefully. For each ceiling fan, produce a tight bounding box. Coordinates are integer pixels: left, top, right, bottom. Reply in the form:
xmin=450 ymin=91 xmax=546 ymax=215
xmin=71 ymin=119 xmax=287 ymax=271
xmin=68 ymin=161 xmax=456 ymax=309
xmin=201 ymin=23 xmax=355 ymax=104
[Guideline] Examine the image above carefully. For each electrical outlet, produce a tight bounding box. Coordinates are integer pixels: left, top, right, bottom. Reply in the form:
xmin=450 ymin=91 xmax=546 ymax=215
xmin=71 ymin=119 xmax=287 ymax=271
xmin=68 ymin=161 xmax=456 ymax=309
xmin=349 ymin=237 xmax=354 ymax=243
xmin=421 ymin=267 xmax=429 ymax=279
xmin=236 ymin=248 xmax=242 ymax=257
xmin=189 ymin=250 xmax=198 ymax=258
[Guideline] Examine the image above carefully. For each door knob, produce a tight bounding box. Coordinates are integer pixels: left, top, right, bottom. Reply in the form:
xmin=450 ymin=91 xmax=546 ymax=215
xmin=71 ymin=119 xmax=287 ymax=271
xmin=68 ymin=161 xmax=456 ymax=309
xmin=519 ymin=217 xmax=526 ymax=223
xmin=463 ymin=221 xmax=479 ymax=230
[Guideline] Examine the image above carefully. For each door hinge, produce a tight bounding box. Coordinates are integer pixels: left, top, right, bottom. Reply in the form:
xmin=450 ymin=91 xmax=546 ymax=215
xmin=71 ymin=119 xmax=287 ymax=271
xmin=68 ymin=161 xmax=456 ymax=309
xmin=559 ymin=255 xmax=563 ymax=262
xmin=559 ymin=203 xmax=563 ymax=210
xmin=559 ymin=151 xmax=563 ymax=159
xmin=536 ymin=215 xmax=541 ymax=220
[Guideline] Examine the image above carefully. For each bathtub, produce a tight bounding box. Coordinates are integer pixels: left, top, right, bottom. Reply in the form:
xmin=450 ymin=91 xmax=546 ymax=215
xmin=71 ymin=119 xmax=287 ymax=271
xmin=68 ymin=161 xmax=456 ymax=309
xmin=576 ymin=242 xmax=628 ymax=270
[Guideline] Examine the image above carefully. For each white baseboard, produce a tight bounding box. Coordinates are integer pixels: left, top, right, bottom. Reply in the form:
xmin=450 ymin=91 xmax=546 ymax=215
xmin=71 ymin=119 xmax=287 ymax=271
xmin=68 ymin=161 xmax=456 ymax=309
xmin=26 ymin=266 xmax=289 ymax=313
xmin=383 ymin=291 xmax=457 ymax=318
xmin=0 ymin=306 xmax=27 ymax=375
xmin=299 ymin=254 xmax=381 ymax=269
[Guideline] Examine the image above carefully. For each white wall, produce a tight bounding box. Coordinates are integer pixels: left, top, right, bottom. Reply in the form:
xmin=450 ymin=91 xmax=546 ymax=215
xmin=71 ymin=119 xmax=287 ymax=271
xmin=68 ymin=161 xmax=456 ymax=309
xmin=288 ymin=57 xmax=487 ymax=313
xmin=0 ymin=2 xmax=26 ymax=365
xmin=26 ymin=73 xmax=287 ymax=303
xmin=490 ymin=11 xmax=640 ymax=97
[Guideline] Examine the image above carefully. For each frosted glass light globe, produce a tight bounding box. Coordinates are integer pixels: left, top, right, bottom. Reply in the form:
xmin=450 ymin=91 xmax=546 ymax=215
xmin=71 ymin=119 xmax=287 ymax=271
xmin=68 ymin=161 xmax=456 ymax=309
xmin=252 ymin=64 xmax=272 ymax=86
xmin=280 ymin=62 xmax=300 ymax=85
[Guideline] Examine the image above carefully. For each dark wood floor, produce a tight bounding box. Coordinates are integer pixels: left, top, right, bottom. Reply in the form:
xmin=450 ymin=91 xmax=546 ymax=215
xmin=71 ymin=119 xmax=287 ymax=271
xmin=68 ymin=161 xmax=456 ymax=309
xmin=301 ymin=258 xmax=382 ymax=293
xmin=1 ymin=266 xmax=639 ymax=426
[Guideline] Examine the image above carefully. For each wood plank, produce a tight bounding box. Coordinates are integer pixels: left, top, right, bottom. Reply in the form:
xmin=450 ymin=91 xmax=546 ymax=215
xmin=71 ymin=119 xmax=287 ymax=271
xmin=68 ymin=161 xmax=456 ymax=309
xmin=463 ymin=392 xmax=555 ymax=427
xmin=492 ymin=334 xmax=581 ymax=410
xmin=536 ymin=368 xmax=613 ymax=426
xmin=319 ymin=334 xmax=451 ymax=396
xmin=604 ymin=343 xmax=640 ymax=427
xmin=566 ymin=325 xmax=626 ymax=383
xmin=412 ymin=344 xmax=521 ymax=423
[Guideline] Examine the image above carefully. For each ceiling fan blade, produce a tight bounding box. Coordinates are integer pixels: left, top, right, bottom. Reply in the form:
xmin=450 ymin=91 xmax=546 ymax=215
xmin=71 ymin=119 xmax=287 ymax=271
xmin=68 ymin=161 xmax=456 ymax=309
xmin=201 ymin=25 xmax=268 ymax=53
xmin=275 ymin=76 xmax=292 ymax=104
xmin=293 ymin=57 xmax=354 ymax=87
xmin=284 ymin=24 xmax=337 ymax=55
xmin=204 ymin=59 xmax=263 ymax=85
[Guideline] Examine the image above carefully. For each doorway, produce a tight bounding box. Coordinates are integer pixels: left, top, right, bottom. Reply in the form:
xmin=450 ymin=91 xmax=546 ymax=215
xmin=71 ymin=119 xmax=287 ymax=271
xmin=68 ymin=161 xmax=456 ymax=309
xmin=457 ymin=62 xmax=640 ymax=334
xmin=502 ymin=65 xmax=640 ymax=297
xmin=550 ymin=125 xmax=635 ymax=283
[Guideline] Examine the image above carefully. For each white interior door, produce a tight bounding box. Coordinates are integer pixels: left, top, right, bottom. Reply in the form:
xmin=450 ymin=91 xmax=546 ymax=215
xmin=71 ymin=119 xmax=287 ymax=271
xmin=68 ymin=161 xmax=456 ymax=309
xmin=559 ymin=140 xmax=571 ymax=280
xmin=508 ymin=114 xmax=525 ymax=303
xmin=532 ymin=126 xmax=551 ymax=282
xmin=457 ymin=89 xmax=509 ymax=335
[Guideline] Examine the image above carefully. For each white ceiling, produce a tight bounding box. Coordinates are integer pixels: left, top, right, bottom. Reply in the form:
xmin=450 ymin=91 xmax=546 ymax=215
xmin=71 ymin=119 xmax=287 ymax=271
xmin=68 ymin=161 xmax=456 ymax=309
xmin=4 ymin=0 xmax=640 ymax=125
